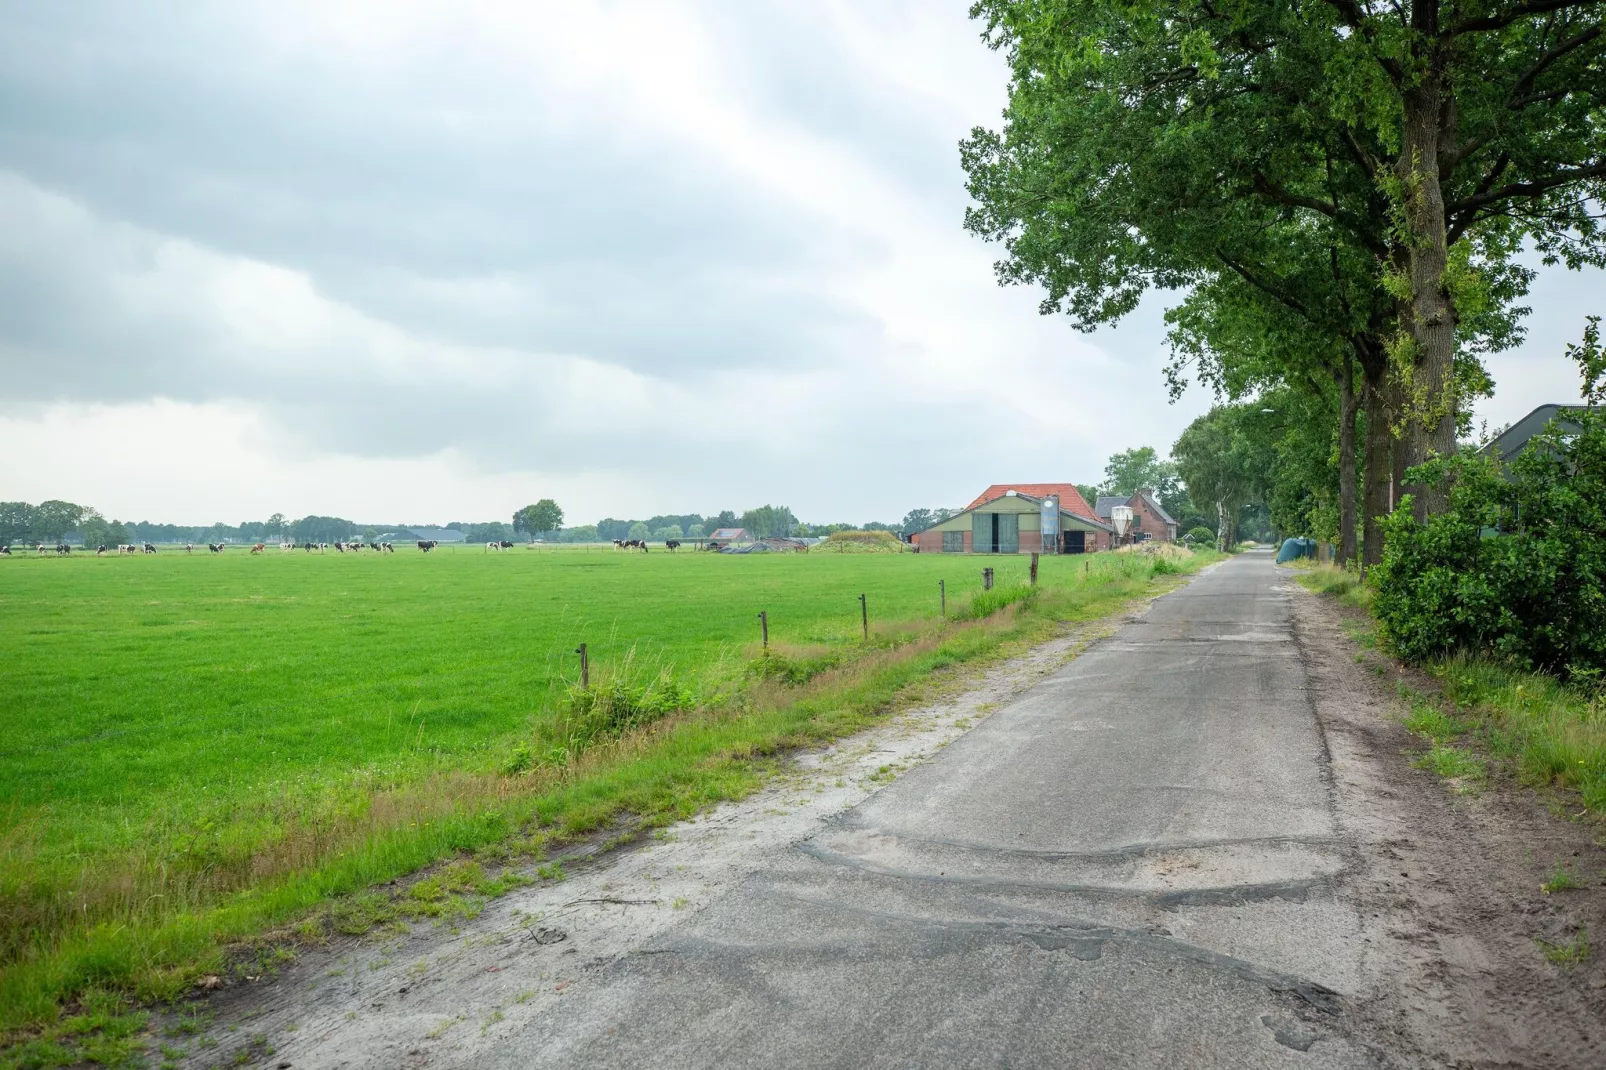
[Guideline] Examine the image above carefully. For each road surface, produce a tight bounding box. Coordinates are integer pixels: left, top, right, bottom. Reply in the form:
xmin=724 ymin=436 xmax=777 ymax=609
xmin=485 ymin=551 xmax=1369 ymax=1067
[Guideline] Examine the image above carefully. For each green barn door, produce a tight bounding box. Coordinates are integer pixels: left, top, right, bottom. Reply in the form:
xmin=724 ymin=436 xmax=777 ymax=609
xmin=998 ymin=512 xmax=1019 ymax=554
xmin=973 ymin=512 xmax=992 ymax=553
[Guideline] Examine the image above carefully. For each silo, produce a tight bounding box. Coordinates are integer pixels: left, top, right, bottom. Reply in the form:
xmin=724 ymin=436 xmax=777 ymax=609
xmin=1041 ymin=495 xmax=1060 ymax=554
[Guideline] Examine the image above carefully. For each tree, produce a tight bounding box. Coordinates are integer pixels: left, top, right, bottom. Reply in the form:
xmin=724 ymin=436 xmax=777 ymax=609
xmin=32 ymin=500 xmax=85 ymax=542
xmin=514 ymin=500 xmax=564 ymax=541
xmin=687 ymin=523 xmax=706 ymax=538
xmin=652 ymin=524 xmax=684 ymax=540
xmin=0 ymin=501 xmax=36 ymax=545
xmin=707 ymin=510 xmax=739 ymax=533
xmin=628 ymin=522 xmax=650 ymax=540
xmin=901 ymin=509 xmax=936 ymax=536
xmin=1100 ymin=447 xmax=1186 ymax=516
xmin=290 ymin=515 xmax=355 ymax=543
xmin=265 ymin=513 xmax=287 ymax=538
xmin=963 ymin=0 xmax=1603 ymax=547
xmin=740 ymin=505 xmax=798 ymax=538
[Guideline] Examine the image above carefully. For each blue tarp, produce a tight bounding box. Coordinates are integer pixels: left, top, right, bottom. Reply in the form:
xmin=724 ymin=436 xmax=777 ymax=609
xmin=1276 ymin=537 xmax=1316 ymax=563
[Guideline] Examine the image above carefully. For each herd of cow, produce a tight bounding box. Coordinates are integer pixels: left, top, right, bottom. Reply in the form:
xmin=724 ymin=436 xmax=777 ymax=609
xmin=4 ymin=537 xmax=692 ymax=557
xmin=612 ymin=539 xmax=680 ymax=552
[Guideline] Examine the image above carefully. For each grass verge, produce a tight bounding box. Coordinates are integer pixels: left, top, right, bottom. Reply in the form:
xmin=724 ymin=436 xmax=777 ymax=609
xmin=2 ymin=550 xmax=1220 ymax=1065
xmin=1294 ymin=563 xmax=1606 ymax=813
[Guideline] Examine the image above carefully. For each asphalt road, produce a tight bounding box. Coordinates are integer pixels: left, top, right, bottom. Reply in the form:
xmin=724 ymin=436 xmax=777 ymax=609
xmin=495 ymin=552 xmax=1378 ymax=1068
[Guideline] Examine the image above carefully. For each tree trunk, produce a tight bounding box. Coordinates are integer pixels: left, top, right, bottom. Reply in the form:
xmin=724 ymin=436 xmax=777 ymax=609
xmin=1335 ymin=354 xmax=1359 ymax=567
xmin=1361 ymin=364 xmax=1392 ymax=568
xmin=1395 ymin=56 xmax=1458 ymax=517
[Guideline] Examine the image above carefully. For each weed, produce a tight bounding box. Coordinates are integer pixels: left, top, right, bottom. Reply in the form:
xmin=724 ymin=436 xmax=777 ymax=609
xmin=1536 ymin=929 xmax=1590 ymax=969
xmin=1414 ymin=743 xmax=1486 ymax=785
xmin=535 ymin=861 xmax=566 ymax=882
xmin=1541 ymin=862 xmax=1585 ymax=894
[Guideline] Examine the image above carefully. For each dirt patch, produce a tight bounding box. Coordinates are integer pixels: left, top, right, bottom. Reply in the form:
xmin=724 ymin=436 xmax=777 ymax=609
xmin=1288 ymin=578 xmax=1606 ymax=1068
xmin=154 ymin=610 xmax=1132 ymax=1068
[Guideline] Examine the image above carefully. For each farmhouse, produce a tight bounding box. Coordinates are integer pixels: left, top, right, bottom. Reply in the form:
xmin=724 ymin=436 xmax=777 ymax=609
xmin=1094 ymin=488 xmax=1177 ymax=543
xmin=910 ymin=483 xmax=1113 ymax=554
xmin=706 ymin=527 xmax=750 ymax=549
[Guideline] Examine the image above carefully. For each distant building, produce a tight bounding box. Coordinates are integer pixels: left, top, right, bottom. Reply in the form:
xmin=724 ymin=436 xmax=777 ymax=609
xmin=410 ymin=526 xmax=467 ymax=543
xmin=909 ymin=484 xmax=1113 ymax=554
xmin=1482 ymin=404 xmax=1591 ymax=467
xmin=1094 ymin=488 xmax=1177 ymax=543
xmin=706 ymin=527 xmax=750 ymax=549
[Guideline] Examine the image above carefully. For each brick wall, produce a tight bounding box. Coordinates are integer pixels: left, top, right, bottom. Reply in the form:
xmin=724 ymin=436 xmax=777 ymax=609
xmin=1126 ymin=493 xmax=1175 ymax=542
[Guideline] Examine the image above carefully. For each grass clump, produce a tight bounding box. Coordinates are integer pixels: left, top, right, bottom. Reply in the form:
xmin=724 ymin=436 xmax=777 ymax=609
xmin=954 ymin=583 xmax=1036 ymax=621
xmin=1536 ymin=929 xmax=1590 ymax=969
xmin=1541 ymin=861 xmax=1585 ymax=895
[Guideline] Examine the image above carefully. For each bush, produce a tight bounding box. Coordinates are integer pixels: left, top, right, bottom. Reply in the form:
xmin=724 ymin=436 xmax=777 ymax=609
xmin=1185 ymin=526 xmax=1214 ymax=544
xmin=1373 ymin=320 xmax=1606 ymax=679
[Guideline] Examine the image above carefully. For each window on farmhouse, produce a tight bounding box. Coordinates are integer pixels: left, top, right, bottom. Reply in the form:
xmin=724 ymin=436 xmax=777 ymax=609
xmin=943 ymin=531 xmax=963 ymax=553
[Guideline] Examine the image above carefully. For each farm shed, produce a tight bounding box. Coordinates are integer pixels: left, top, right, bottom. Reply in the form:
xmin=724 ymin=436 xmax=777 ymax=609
xmin=705 ymin=527 xmax=750 ymax=549
xmin=1094 ymin=488 xmax=1177 ymax=544
xmin=910 ymin=487 xmax=1113 ymax=554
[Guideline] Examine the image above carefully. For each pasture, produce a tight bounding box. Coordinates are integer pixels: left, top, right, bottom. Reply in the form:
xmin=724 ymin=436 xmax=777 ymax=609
xmin=0 ymin=544 xmax=1209 ymax=1036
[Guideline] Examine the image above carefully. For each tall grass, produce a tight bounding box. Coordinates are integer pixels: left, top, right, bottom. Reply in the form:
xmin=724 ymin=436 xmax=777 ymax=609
xmin=0 ymin=547 xmax=1218 ymax=1042
xmin=1292 ymin=563 xmax=1603 ymax=811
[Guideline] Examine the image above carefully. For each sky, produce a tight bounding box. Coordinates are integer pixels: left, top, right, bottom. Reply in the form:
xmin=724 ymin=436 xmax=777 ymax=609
xmin=0 ymin=1 xmax=1598 ymax=527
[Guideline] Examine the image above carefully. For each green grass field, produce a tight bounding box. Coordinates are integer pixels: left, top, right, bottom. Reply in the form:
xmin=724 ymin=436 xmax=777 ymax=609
xmin=0 ymin=544 xmax=1212 ymax=1047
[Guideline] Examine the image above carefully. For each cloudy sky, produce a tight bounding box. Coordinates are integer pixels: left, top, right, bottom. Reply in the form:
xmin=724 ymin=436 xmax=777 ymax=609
xmin=0 ymin=2 xmax=1598 ymax=527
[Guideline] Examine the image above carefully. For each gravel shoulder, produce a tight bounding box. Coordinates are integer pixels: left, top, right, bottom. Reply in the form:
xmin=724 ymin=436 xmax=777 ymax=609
xmin=1288 ymin=572 xmax=1606 ymax=1067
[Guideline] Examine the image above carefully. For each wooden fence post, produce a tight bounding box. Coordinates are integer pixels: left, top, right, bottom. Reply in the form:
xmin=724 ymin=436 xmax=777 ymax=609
xmin=939 ymin=579 xmax=945 ymax=617
xmin=859 ymin=593 xmax=868 ymax=640
xmin=1030 ymin=552 xmax=1039 ymax=585
xmin=575 ymin=643 xmax=589 ymax=689
xmin=758 ymin=611 xmax=768 ymax=649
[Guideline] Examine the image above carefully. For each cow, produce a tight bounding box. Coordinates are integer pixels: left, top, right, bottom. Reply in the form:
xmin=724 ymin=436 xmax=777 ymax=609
xmin=208 ymin=543 xmax=225 ymax=553
xmin=251 ymin=543 xmax=266 ymax=554
xmin=143 ymin=543 xmax=156 ymax=554
xmin=417 ymin=540 xmax=438 ymax=552
xmin=56 ymin=543 xmax=71 ymax=555
xmin=0 ymin=545 xmax=10 ymax=556
xmin=382 ymin=542 xmax=394 ymax=553
xmin=185 ymin=543 xmax=194 ymax=553
xmin=500 ymin=540 xmax=514 ymax=550
xmin=664 ymin=540 xmax=681 ymax=552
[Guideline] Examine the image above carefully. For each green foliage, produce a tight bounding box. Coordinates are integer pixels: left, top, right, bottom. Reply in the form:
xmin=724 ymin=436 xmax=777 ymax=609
xmin=1374 ymin=323 xmax=1606 ymax=678
xmin=954 ymin=583 xmax=1036 ymax=621
xmin=29 ymin=501 xmax=85 ymax=543
xmin=1536 ymin=930 xmax=1590 ymax=970
xmin=0 ymin=501 xmax=37 ymax=545
xmin=513 ymin=500 xmax=563 ymax=539
xmin=1100 ymin=447 xmax=1184 ymax=517
xmin=1185 ymin=526 xmax=1215 ymax=544
xmin=739 ymin=505 xmax=799 ymax=539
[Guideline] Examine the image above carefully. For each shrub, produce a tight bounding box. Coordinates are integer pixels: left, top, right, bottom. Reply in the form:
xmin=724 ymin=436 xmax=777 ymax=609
xmin=552 ymin=667 xmax=696 ymax=755
xmin=954 ymin=583 xmax=1035 ymax=620
xmin=1373 ymin=319 xmax=1606 ymax=679
xmin=1185 ymin=526 xmax=1215 ymax=544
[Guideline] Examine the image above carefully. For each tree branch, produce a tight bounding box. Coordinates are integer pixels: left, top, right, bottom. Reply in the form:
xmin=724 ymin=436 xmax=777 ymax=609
xmin=1449 ymin=161 xmax=1606 ymax=220
xmin=1509 ymin=24 xmax=1602 ymax=102
xmin=1452 ymin=0 xmax=1599 ymax=36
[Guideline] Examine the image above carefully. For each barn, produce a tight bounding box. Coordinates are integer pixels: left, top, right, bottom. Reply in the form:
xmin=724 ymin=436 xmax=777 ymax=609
xmin=910 ymin=484 xmax=1113 ymax=554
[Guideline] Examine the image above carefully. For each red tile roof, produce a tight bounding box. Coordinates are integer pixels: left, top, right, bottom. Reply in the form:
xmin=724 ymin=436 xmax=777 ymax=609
xmin=966 ymin=483 xmax=1099 ymax=521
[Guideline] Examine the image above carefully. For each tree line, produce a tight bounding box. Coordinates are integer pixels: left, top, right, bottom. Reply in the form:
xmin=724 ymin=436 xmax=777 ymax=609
xmin=964 ymin=0 xmax=1606 ymax=566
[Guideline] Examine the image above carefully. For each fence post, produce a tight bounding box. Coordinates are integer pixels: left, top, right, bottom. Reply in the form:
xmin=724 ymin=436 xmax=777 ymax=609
xmin=939 ymin=579 xmax=945 ymax=617
xmin=1030 ymin=552 xmax=1039 ymax=586
xmin=758 ymin=611 xmax=768 ymax=649
xmin=983 ymin=567 xmax=994 ymax=591
xmin=575 ymin=642 xmax=589 ymax=689
xmin=859 ymin=593 xmax=868 ymax=640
